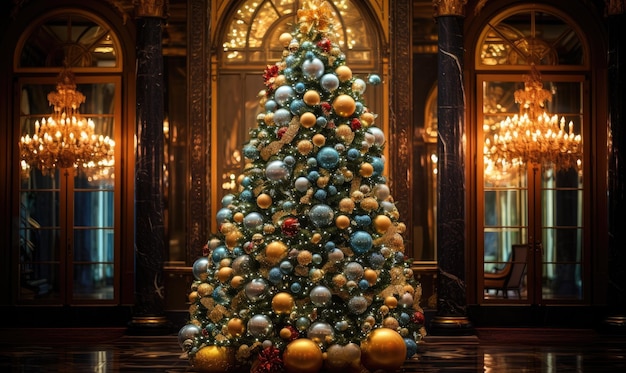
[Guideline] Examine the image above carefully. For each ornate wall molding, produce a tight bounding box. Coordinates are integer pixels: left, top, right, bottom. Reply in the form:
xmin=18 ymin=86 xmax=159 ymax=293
xmin=188 ymin=0 xmax=210 ymax=260
xmin=389 ymin=0 xmax=413 ymax=254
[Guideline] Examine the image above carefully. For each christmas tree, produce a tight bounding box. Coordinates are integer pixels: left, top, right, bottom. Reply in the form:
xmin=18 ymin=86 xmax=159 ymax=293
xmin=178 ymin=1 xmax=426 ymax=372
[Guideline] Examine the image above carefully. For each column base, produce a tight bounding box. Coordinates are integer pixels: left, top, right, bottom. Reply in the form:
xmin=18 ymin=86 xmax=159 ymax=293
xmin=127 ymin=316 xmax=173 ymax=336
xmin=428 ymin=316 xmax=475 ymax=336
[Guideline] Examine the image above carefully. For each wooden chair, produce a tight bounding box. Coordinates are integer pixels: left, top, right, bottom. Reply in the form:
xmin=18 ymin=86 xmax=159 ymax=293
xmin=484 ymin=244 xmax=528 ymax=298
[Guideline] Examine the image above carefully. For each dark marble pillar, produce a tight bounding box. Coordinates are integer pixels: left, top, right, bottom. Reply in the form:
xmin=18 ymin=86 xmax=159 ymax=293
xmin=429 ymin=0 xmax=473 ymax=336
xmin=129 ymin=2 xmax=170 ymax=334
xmin=605 ymin=4 xmax=626 ymax=333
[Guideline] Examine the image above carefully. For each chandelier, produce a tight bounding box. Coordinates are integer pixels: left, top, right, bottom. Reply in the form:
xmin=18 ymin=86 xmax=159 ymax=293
xmin=484 ymin=64 xmax=582 ymax=175
xmin=19 ymin=67 xmax=115 ymax=176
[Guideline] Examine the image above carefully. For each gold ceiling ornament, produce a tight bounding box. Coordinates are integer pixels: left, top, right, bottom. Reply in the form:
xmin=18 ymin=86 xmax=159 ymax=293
xmin=19 ymin=66 xmax=115 ymax=176
xmin=483 ymin=64 xmax=582 ymax=176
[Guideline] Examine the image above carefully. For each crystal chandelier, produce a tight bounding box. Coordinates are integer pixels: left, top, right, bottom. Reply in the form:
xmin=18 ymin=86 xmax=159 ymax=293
xmin=19 ymin=67 xmax=115 ymax=176
xmin=484 ymin=64 xmax=582 ymax=175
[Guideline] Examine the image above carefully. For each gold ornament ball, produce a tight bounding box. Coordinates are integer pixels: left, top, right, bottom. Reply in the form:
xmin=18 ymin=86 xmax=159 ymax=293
xmin=384 ymin=296 xmax=398 ymax=309
xmin=359 ymin=162 xmax=374 ymax=177
xmin=217 ymin=267 xmax=233 ymax=283
xmin=312 ymin=134 xmax=326 ymax=147
xmin=360 ymin=328 xmax=407 ymax=372
xmin=227 ymin=318 xmax=245 ymax=337
xmin=333 ymin=94 xmax=356 ymax=117
xmin=303 ymin=90 xmax=321 ymax=106
xmin=225 ymin=231 xmax=241 ymax=248
xmin=265 ymin=241 xmax=288 ymax=264
xmin=272 ymin=292 xmax=295 ymax=314
xmin=279 ymin=32 xmax=293 ymax=47
xmin=197 ymin=283 xmax=213 ymax=297
xmin=311 ymin=233 xmax=322 ymax=244
xmin=257 ymin=193 xmax=272 ymax=209
xmin=275 ymin=75 xmax=286 ymax=86
xmin=373 ymin=215 xmax=392 ymax=233
xmin=188 ymin=291 xmax=199 ymax=302
xmin=360 ymin=112 xmax=375 ymax=126
xmin=230 ymin=275 xmax=244 ymax=288
xmin=193 ymin=346 xmax=235 ymax=373
xmin=283 ymin=338 xmax=324 ymax=373
xmin=297 ymin=140 xmax=313 ymax=155
xmin=233 ymin=212 xmax=244 ymax=223
xmin=363 ymin=268 xmax=378 ymax=284
xmin=300 ymin=112 xmax=317 ymax=128
xmin=335 ymin=65 xmax=353 ymax=82
xmin=335 ymin=215 xmax=351 ymax=229
xmin=339 ymin=197 xmax=355 ymax=213
xmin=335 ymin=124 xmax=353 ymax=141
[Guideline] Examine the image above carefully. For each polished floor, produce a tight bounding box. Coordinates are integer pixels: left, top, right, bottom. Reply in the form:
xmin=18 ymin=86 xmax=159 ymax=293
xmin=1 ymin=328 xmax=625 ymax=372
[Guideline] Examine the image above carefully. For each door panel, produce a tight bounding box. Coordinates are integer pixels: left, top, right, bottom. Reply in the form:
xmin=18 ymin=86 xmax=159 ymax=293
xmin=479 ymin=77 xmax=586 ymax=305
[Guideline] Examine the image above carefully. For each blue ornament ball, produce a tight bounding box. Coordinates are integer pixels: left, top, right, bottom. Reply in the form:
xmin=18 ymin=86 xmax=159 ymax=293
xmin=370 ymin=157 xmax=384 ymax=176
xmin=283 ymin=155 xmax=296 ymax=167
xmin=216 ymin=207 xmax=233 ymax=225
xmin=239 ymin=189 xmax=254 ymax=202
xmin=404 ymin=338 xmax=418 ymax=359
xmin=268 ymin=267 xmax=283 ymax=284
xmin=265 ymin=99 xmax=278 ymax=112
xmin=314 ymin=189 xmax=327 ymax=201
xmin=221 ymin=194 xmax=235 ymax=207
xmin=191 ymin=257 xmax=209 ymax=280
xmin=280 ymin=260 xmax=294 ymax=274
xmin=295 ymin=82 xmax=306 ymax=93
xmin=347 ymin=148 xmax=361 ymax=161
xmin=289 ymin=99 xmax=306 ymax=115
xmin=211 ymin=246 xmax=229 ymax=263
xmin=317 ymin=146 xmax=340 ymax=169
xmin=243 ymin=145 xmax=259 ymax=160
xmin=316 ymin=116 xmax=328 ymax=127
xmin=290 ymin=282 xmax=302 ymax=293
xmin=368 ymin=74 xmax=382 ymax=85
xmin=350 ymin=231 xmax=373 ymax=254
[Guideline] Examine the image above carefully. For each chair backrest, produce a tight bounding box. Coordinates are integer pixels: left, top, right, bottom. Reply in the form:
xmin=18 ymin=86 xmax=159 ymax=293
xmin=507 ymin=244 xmax=528 ymax=288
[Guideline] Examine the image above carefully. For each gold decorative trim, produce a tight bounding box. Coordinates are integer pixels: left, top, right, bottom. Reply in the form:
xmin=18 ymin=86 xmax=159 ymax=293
xmin=134 ymin=0 xmax=168 ymax=18
xmin=433 ymin=0 xmax=467 ymax=17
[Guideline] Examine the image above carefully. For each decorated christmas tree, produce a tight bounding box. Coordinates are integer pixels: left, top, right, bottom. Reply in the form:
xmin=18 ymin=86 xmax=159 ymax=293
xmin=178 ymin=1 xmax=426 ymax=372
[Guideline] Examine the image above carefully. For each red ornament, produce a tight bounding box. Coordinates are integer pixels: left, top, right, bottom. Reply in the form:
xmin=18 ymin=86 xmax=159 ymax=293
xmin=350 ymin=118 xmax=362 ymax=130
xmin=281 ymin=217 xmax=300 ymax=237
xmin=321 ymin=102 xmax=332 ymax=115
xmin=277 ymin=126 xmax=288 ymax=139
xmin=412 ymin=311 xmax=425 ymax=324
xmin=263 ymin=64 xmax=280 ymax=94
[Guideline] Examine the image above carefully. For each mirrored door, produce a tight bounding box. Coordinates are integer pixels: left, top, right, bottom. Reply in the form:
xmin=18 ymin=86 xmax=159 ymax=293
xmin=479 ymin=77 xmax=586 ymax=304
xmin=18 ymin=79 xmax=119 ymax=304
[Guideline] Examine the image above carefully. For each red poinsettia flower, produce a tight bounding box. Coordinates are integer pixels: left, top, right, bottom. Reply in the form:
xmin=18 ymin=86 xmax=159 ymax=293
xmin=350 ymin=118 xmax=362 ymax=130
xmin=281 ymin=217 xmax=300 ymax=237
xmin=263 ymin=64 xmax=280 ymax=93
xmin=317 ymin=38 xmax=331 ymax=52
xmin=253 ymin=346 xmax=283 ymax=373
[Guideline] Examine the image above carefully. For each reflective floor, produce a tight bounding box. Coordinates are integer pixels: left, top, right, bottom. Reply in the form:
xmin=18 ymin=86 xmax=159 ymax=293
xmin=1 ymin=328 xmax=625 ymax=372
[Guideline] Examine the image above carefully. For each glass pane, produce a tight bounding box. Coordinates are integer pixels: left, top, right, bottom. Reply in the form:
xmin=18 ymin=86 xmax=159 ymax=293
xmin=20 ymin=263 xmax=60 ymax=301
xmin=542 ymin=263 xmax=582 ymax=300
xmin=19 ymin=14 xmax=119 ymax=68
xmin=73 ymin=263 xmax=114 ymax=300
xmin=478 ymin=9 xmax=583 ymax=67
xmin=74 ymin=190 xmax=114 ymax=227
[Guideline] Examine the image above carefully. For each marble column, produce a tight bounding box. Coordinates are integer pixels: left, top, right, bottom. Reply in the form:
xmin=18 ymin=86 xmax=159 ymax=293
xmin=429 ymin=0 xmax=473 ymax=335
xmin=129 ymin=0 xmax=170 ymax=334
xmin=605 ymin=1 xmax=626 ymax=333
